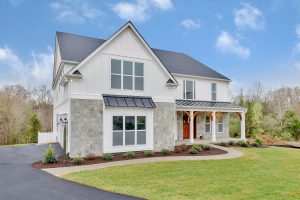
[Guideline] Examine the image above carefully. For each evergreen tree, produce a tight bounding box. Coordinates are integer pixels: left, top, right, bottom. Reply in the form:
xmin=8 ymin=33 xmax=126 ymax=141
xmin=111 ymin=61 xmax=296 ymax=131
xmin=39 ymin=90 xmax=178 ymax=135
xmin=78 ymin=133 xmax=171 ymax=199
xmin=27 ymin=113 xmax=42 ymax=143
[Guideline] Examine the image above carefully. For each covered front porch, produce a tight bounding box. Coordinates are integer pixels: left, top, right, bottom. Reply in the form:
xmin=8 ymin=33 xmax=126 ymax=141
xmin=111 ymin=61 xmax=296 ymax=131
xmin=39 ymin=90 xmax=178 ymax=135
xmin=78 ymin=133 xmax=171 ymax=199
xmin=175 ymin=100 xmax=246 ymax=144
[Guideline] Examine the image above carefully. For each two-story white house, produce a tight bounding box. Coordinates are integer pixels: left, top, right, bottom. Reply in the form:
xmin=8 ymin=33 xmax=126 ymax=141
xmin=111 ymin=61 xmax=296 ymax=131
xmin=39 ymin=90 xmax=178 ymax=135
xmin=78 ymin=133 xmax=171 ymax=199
xmin=53 ymin=21 xmax=246 ymax=157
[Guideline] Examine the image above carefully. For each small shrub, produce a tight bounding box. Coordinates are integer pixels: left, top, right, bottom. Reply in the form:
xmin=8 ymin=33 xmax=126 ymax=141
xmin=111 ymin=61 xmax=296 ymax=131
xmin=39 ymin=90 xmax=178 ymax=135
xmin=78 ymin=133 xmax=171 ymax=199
xmin=43 ymin=145 xmax=57 ymax=164
xmin=252 ymin=142 xmax=259 ymax=147
xmin=144 ymin=150 xmax=154 ymax=157
xmin=161 ymin=148 xmax=170 ymax=155
xmin=239 ymin=141 xmax=248 ymax=147
xmin=188 ymin=148 xmax=198 ymax=154
xmin=220 ymin=142 xmax=229 ymax=147
xmin=180 ymin=143 xmax=188 ymax=151
xmin=123 ymin=151 xmax=135 ymax=159
xmin=73 ymin=155 xmax=84 ymax=165
xmin=174 ymin=147 xmax=182 ymax=153
xmin=192 ymin=144 xmax=202 ymax=152
xmin=255 ymin=138 xmax=262 ymax=146
xmin=102 ymin=153 xmax=113 ymax=161
xmin=228 ymin=140 xmax=235 ymax=145
xmin=85 ymin=153 xmax=97 ymax=160
xmin=202 ymin=144 xmax=211 ymax=151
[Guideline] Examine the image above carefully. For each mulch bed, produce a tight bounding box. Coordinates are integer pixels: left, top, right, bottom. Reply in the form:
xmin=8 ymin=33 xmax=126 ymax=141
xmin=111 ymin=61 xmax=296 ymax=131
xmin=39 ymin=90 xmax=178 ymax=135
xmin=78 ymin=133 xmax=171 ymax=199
xmin=32 ymin=145 xmax=227 ymax=169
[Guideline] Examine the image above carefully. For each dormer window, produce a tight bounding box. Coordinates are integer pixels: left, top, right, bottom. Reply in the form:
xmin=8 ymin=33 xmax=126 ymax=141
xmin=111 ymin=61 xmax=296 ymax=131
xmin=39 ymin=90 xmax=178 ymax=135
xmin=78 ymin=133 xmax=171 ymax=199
xmin=111 ymin=59 xmax=144 ymax=91
xmin=183 ymin=80 xmax=195 ymax=100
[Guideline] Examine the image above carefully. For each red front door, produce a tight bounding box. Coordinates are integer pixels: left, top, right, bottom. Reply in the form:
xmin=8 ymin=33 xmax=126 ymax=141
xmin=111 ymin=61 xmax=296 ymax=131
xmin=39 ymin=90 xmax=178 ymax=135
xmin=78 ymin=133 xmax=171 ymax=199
xmin=183 ymin=113 xmax=197 ymax=139
xmin=183 ymin=113 xmax=190 ymax=139
xmin=183 ymin=122 xmax=190 ymax=139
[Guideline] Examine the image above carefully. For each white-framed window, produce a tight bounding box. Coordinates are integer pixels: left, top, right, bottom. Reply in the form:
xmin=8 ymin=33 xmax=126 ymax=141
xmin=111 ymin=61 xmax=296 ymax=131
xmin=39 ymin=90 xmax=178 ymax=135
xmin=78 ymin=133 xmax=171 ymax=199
xmin=217 ymin=116 xmax=224 ymax=133
xmin=205 ymin=115 xmax=211 ymax=133
xmin=211 ymin=83 xmax=217 ymax=101
xmin=183 ymin=80 xmax=195 ymax=99
xmin=111 ymin=59 xmax=144 ymax=91
xmin=112 ymin=115 xmax=146 ymax=146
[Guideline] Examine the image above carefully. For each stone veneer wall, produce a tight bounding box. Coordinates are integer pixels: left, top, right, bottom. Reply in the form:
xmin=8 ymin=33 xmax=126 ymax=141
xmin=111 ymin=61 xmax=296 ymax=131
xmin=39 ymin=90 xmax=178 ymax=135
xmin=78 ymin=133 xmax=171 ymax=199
xmin=176 ymin=112 xmax=183 ymax=140
xmin=69 ymin=99 xmax=103 ymax=158
xmin=153 ymin=102 xmax=175 ymax=151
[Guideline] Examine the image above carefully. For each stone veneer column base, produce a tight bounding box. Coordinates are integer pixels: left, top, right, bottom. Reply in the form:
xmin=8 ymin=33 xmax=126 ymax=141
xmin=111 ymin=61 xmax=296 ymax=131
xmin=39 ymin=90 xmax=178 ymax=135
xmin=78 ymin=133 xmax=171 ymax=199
xmin=153 ymin=102 xmax=175 ymax=151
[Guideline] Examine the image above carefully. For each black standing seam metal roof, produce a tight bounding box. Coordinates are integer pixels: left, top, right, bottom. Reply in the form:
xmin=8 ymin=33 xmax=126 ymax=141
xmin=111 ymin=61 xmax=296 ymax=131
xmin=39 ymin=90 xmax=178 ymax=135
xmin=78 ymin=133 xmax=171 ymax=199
xmin=56 ymin=31 xmax=230 ymax=81
xmin=103 ymin=95 xmax=156 ymax=108
xmin=176 ymin=99 xmax=243 ymax=109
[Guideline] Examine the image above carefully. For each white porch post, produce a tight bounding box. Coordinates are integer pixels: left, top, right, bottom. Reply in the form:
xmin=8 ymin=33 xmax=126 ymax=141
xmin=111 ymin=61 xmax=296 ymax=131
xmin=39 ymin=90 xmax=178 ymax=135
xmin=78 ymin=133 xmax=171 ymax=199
xmin=212 ymin=111 xmax=216 ymax=142
xmin=241 ymin=111 xmax=246 ymax=141
xmin=189 ymin=111 xmax=194 ymax=143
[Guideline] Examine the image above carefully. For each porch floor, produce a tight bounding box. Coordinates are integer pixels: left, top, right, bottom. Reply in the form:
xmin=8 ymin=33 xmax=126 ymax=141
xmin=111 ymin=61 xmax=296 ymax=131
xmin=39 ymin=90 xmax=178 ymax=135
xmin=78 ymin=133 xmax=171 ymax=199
xmin=175 ymin=138 xmax=240 ymax=146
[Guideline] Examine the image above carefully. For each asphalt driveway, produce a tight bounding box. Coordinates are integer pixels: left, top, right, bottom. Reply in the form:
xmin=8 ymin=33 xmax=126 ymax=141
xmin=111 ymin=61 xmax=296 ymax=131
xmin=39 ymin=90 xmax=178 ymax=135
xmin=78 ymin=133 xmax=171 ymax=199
xmin=0 ymin=143 xmax=141 ymax=200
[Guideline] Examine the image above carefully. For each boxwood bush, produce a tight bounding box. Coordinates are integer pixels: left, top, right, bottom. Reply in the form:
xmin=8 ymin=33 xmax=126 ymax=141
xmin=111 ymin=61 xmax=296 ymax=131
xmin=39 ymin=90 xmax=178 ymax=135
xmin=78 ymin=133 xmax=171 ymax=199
xmin=144 ymin=150 xmax=154 ymax=157
xmin=180 ymin=143 xmax=188 ymax=151
xmin=188 ymin=148 xmax=198 ymax=154
xmin=102 ymin=153 xmax=113 ymax=161
xmin=161 ymin=148 xmax=170 ymax=155
xmin=123 ymin=151 xmax=135 ymax=159
xmin=73 ymin=155 xmax=84 ymax=165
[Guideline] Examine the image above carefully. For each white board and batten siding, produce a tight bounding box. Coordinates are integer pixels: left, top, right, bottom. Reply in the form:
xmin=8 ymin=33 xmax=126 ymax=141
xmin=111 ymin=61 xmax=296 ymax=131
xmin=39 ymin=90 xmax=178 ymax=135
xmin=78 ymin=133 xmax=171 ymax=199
xmin=70 ymin=27 xmax=177 ymax=103
xmin=38 ymin=132 xmax=57 ymax=144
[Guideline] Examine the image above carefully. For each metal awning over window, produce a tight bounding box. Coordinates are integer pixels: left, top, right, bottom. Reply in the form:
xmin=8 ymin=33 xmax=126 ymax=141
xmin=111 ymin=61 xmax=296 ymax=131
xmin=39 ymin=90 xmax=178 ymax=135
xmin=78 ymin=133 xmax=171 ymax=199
xmin=103 ymin=94 xmax=156 ymax=108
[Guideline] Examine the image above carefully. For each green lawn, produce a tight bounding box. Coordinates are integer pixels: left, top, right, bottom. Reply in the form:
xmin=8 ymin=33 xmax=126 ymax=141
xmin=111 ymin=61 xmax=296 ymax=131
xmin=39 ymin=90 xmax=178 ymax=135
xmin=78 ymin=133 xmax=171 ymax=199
xmin=63 ymin=147 xmax=300 ymax=200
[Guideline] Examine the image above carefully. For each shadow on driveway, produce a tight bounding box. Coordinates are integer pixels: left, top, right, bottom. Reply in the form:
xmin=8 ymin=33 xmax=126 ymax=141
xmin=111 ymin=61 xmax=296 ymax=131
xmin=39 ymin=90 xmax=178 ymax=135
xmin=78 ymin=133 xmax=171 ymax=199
xmin=0 ymin=143 xmax=142 ymax=200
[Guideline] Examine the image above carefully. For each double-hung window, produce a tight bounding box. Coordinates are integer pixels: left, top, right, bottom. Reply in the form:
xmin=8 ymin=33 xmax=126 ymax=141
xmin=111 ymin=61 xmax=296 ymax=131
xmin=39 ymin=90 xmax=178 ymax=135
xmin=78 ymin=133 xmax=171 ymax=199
xmin=113 ymin=116 xmax=146 ymax=146
xmin=205 ymin=115 xmax=211 ymax=133
xmin=183 ymin=80 xmax=195 ymax=99
xmin=111 ymin=59 xmax=144 ymax=91
xmin=217 ymin=116 xmax=224 ymax=133
xmin=211 ymin=83 xmax=217 ymax=101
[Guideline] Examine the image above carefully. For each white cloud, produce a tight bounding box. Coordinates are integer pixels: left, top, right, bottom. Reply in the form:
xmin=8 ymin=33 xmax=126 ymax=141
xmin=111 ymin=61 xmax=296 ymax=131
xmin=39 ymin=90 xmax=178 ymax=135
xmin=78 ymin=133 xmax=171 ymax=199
xmin=50 ymin=1 xmax=104 ymax=24
xmin=294 ymin=62 xmax=300 ymax=70
xmin=0 ymin=46 xmax=53 ymax=88
xmin=152 ymin=0 xmax=173 ymax=10
xmin=215 ymin=13 xmax=223 ymax=20
xmin=215 ymin=31 xmax=250 ymax=59
xmin=180 ymin=19 xmax=201 ymax=29
xmin=8 ymin=0 xmax=23 ymax=6
xmin=113 ymin=0 xmax=173 ymax=22
xmin=234 ymin=2 xmax=265 ymax=30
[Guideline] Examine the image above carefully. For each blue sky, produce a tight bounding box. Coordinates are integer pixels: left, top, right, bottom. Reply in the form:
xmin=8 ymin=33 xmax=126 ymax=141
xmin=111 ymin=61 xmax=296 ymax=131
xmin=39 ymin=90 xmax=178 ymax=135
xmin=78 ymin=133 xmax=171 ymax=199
xmin=0 ymin=0 xmax=300 ymax=94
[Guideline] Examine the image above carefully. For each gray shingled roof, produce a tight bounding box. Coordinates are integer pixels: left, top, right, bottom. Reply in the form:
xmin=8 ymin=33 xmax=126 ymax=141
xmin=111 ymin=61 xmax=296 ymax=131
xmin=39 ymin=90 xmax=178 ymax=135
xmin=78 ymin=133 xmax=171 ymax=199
xmin=176 ymin=99 xmax=243 ymax=109
xmin=56 ymin=32 xmax=230 ymax=80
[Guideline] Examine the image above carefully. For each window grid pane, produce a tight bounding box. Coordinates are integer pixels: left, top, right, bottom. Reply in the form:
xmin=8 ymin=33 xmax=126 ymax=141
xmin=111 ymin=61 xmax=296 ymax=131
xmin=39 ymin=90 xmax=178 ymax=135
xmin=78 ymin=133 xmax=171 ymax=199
xmin=137 ymin=131 xmax=146 ymax=145
xmin=111 ymin=74 xmax=121 ymax=89
xmin=125 ymin=116 xmax=135 ymax=130
xmin=113 ymin=131 xmax=123 ymax=146
xmin=135 ymin=62 xmax=144 ymax=76
xmin=125 ymin=131 xmax=135 ymax=145
xmin=123 ymin=75 xmax=133 ymax=90
xmin=123 ymin=61 xmax=133 ymax=75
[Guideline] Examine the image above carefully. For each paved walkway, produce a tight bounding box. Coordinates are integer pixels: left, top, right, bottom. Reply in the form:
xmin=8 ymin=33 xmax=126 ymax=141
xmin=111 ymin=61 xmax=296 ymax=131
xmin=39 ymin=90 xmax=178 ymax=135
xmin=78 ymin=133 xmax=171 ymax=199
xmin=0 ymin=144 xmax=141 ymax=200
xmin=43 ymin=145 xmax=244 ymax=177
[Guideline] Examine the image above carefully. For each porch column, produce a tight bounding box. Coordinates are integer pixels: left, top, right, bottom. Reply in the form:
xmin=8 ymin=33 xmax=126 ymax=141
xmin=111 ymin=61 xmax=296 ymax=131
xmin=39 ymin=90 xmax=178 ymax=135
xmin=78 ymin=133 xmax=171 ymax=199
xmin=189 ymin=111 xmax=194 ymax=143
xmin=212 ymin=111 xmax=216 ymax=142
xmin=241 ymin=111 xmax=246 ymax=141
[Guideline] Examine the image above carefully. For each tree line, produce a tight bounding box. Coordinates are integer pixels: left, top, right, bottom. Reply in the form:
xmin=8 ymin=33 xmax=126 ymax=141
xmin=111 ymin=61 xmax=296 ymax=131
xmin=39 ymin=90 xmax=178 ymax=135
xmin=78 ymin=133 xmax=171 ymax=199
xmin=230 ymin=82 xmax=300 ymax=143
xmin=0 ymin=84 xmax=52 ymax=145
